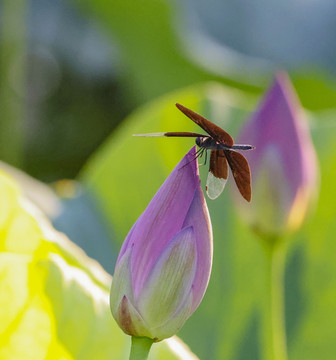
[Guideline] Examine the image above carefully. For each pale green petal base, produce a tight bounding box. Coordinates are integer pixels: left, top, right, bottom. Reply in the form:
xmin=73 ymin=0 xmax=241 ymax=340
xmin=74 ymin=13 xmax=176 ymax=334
xmin=137 ymin=227 xmax=196 ymax=339
xmin=110 ymin=247 xmax=134 ymax=316
xmin=116 ymin=295 xmax=153 ymax=339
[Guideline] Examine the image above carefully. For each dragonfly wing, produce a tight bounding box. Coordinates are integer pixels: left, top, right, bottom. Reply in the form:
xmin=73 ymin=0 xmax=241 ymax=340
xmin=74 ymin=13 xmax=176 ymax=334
xmin=176 ymin=103 xmax=234 ymax=146
xmin=133 ymin=132 xmax=207 ymax=137
xmin=225 ymin=150 xmax=252 ymax=202
xmin=206 ymin=149 xmax=228 ymax=200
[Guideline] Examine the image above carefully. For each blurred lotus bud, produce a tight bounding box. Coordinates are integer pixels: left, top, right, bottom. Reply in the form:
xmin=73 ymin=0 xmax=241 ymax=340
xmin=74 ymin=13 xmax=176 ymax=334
xmin=236 ymin=72 xmax=318 ymax=237
xmin=110 ymin=147 xmax=213 ymax=341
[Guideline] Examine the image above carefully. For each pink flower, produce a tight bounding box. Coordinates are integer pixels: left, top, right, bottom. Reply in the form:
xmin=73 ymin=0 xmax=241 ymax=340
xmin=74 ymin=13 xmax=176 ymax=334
xmin=110 ymin=147 xmax=213 ymax=341
xmin=236 ymin=72 xmax=318 ymax=236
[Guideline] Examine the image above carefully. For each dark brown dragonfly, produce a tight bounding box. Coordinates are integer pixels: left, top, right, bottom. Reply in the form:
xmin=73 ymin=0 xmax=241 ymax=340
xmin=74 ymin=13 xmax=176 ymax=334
xmin=134 ymin=103 xmax=255 ymax=201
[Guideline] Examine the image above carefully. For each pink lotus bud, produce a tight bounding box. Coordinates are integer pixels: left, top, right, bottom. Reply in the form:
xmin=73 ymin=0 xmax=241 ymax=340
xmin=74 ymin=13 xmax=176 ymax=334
xmin=110 ymin=147 xmax=213 ymax=341
xmin=236 ymin=72 xmax=318 ymax=236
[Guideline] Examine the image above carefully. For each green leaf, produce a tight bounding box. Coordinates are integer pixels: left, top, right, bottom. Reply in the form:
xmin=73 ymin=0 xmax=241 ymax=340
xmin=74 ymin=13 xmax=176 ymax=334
xmin=76 ymin=0 xmax=258 ymax=105
xmin=0 ymin=171 xmax=199 ymax=359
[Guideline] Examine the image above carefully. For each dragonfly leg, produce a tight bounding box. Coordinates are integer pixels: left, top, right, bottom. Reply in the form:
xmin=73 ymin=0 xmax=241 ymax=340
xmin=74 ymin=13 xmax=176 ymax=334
xmin=196 ymin=148 xmax=206 ymax=166
xmin=179 ymin=147 xmax=205 ymax=170
xmin=201 ymin=149 xmax=208 ymax=166
xmin=195 ymin=147 xmax=204 ymax=157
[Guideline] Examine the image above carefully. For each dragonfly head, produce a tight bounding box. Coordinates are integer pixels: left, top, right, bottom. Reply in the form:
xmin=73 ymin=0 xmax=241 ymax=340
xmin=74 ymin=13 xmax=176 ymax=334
xmin=196 ymin=137 xmax=209 ymax=147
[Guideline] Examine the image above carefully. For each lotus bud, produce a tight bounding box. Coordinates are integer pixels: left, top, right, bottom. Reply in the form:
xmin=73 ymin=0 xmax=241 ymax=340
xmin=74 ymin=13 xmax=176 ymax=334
xmin=110 ymin=147 xmax=213 ymax=342
xmin=236 ymin=72 xmax=318 ymax=236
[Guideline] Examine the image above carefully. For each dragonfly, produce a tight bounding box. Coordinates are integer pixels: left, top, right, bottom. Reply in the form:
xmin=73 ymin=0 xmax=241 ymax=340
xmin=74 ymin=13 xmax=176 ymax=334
xmin=134 ymin=103 xmax=255 ymax=201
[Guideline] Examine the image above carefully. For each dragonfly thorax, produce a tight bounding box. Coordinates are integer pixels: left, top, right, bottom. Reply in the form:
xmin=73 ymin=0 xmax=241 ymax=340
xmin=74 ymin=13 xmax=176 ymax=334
xmin=196 ymin=136 xmax=221 ymax=149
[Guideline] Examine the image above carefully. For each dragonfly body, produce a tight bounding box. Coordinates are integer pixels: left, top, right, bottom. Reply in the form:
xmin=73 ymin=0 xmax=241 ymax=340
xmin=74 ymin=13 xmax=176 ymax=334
xmin=134 ymin=103 xmax=255 ymax=202
xmin=195 ymin=136 xmax=254 ymax=151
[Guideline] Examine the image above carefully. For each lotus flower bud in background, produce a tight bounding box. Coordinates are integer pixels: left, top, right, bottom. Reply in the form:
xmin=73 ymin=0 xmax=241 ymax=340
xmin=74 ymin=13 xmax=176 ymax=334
xmin=236 ymin=73 xmax=318 ymax=236
xmin=110 ymin=147 xmax=213 ymax=342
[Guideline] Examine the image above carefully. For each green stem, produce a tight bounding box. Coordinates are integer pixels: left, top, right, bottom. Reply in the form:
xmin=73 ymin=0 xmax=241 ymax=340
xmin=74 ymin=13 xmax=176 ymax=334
xmin=260 ymin=237 xmax=288 ymax=360
xmin=129 ymin=336 xmax=153 ymax=360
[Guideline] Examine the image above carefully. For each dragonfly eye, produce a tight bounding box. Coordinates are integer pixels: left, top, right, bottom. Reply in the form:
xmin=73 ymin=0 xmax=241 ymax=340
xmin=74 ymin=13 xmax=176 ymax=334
xmin=196 ymin=137 xmax=202 ymax=147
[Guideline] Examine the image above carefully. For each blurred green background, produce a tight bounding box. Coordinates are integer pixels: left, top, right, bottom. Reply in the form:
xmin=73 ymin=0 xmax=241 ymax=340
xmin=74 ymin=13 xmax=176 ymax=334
xmin=1 ymin=0 xmax=336 ymax=359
